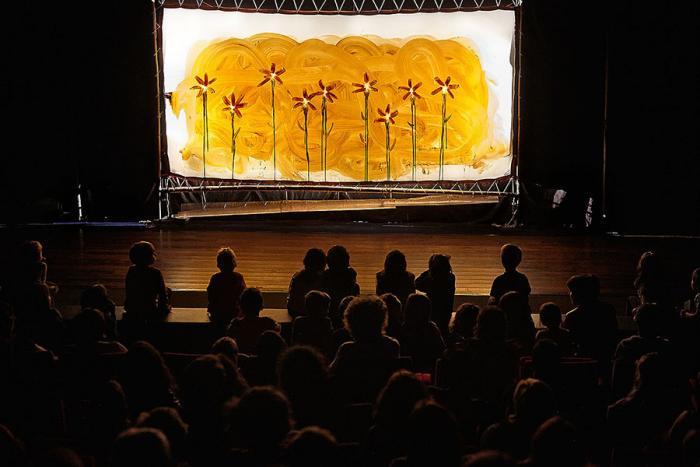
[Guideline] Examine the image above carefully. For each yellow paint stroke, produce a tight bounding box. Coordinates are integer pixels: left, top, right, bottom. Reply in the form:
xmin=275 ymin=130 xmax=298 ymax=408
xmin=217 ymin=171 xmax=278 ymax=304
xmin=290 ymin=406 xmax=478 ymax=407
xmin=171 ymin=33 xmax=509 ymax=181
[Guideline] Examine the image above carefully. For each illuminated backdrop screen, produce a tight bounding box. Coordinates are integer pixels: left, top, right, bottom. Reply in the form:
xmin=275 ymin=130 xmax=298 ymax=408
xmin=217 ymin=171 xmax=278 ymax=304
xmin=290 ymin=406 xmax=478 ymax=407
xmin=163 ymin=10 xmax=514 ymax=182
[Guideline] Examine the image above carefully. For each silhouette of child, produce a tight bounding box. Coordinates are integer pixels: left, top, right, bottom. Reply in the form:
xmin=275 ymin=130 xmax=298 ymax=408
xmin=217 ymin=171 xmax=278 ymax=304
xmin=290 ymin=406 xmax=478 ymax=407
xmin=489 ymin=244 xmax=531 ymax=304
xmin=376 ymin=250 xmax=415 ymax=306
xmin=415 ymin=253 xmax=456 ymax=337
xmin=536 ymin=302 xmax=574 ymax=356
xmin=207 ymin=247 xmax=246 ymax=327
xmin=292 ymin=291 xmax=334 ymax=357
xmin=124 ymin=241 xmax=170 ymax=323
xmin=287 ymin=248 xmax=326 ymax=318
xmin=227 ymin=288 xmax=279 ymax=354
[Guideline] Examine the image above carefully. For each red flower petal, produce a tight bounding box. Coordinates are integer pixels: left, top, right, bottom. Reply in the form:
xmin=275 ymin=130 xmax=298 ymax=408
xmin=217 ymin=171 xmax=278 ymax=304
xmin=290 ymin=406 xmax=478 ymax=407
xmin=257 ymin=77 xmax=270 ymax=87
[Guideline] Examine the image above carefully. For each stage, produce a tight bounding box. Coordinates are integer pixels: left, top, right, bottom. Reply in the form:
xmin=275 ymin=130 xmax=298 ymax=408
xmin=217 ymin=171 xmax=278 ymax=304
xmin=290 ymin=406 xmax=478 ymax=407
xmin=2 ymin=221 xmax=698 ymax=319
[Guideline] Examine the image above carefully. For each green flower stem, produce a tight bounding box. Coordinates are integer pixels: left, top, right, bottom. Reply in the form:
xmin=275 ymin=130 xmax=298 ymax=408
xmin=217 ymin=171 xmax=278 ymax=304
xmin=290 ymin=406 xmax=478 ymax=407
xmin=385 ymin=121 xmax=391 ymax=181
xmin=202 ymin=93 xmax=207 ymax=179
xmin=411 ymin=98 xmax=417 ymax=181
xmin=271 ymin=80 xmax=277 ymax=181
xmin=321 ymin=98 xmax=327 ymax=181
xmin=439 ymin=93 xmax=446 ymax=181
xmin=364 ymin=93 xmax=369 ymax=182
xmin=304 ymin=108 xmax=310 ymax=181
xmin=230 ymin=113 xmax=236 ymax=180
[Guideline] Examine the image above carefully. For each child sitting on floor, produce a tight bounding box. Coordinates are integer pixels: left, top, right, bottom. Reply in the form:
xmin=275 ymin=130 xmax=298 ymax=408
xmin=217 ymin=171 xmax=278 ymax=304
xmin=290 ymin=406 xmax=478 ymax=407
xmin=489 ymin=244 xmax=531 ymax=304
xmin=124 ymin=241 xmax=170 ymax=323
xmin=207 ymin=247 xmax=246 ymax=328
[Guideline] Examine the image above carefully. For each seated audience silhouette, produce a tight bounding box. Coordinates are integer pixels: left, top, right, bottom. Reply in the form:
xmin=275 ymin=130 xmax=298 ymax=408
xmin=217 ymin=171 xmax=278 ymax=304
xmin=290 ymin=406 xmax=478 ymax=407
xmin=498 ymin=291 xmax=535 ymax=353
xmin=381 ymin=293 xmax=403 ymax=339
xmin=70 ymin=308 xmax=127 ymax=355
xmin=535 ymin=302 xmax=574 ymax=356
xmin=226 ymin=287 xmax=279 ymax=354
xmin=278 ymin=345 xmax=335 ymax=429
xmin=528 ymin=415 xmax=588 ymax=467
xmin=322 ymin=245 xmax=360 ymax=320
xmin=123 ymin=241 xmax=170 ymax=338
xmin=391 ymin=400 xmax=462 ymax=467
xmin=292 ymin=290 xmax=334 ymax=357
xmin=135 ymin=407 xmax=188 ymax=466
xmin=285 ymin=426 xmax=339 ymax=467
xmin=81 ymin=284 xmax=117 ymax=339
xmin=330 ymin=296 xmax=400 ymax=403
xmin=684 ymin=267 xmax=700 ymax=316
xmin=210 ymin=336 xmax=240 ymax=367
xmin=331 ymin=295 xmax=355 ymax=354
xmin=608 ymin=352 xmax=686 ymax=466
xmin=669 ymin=371 xmax=700 ymax=466
xmin=366 ymin=370 xmax=430 ymax=465
xmin=562 ymin=274 xmax=618 ymax=364
xmin=398 ymin=293 xmax=445 ymax=374
xmin=630 ymin=251 xmax=672 ymax=313
xmin=227 ymin=387 xmax=293 ymax=466
xmin=489 ymin=244 xmax=531 ymax=304
xmin=111 ymin=427 xmax=172 ymax=467
xmin=180 ymin=354 xmax=247 ymax=466
xmin=287 ymin=248 xmax=326 ymax=318
xmin=376 ymin=250 xmax=416 ymax=306
xmin=239 ymin=330 xmax=287 ymax=387
xmin=611 ymin=303 xmax=675 ymax=400
xmin=207 ymin=247 xmax=246 ymax=328
xmin=120 ymin=341 xmax=179 ymax=417
xmin=443 ymin=306 xmax=518 ymax=408
xmin=446 ymin=303 xmax=479 ymax=349
xmin=16 ymin=240 xmax=54 ymax=293
xmin=415 ymin=253 xmax=456 ymax=337
xmin=11 ymin=279 xmax=63 ymax=351
xmin=481 ymin=378 xmax=556 ymax=461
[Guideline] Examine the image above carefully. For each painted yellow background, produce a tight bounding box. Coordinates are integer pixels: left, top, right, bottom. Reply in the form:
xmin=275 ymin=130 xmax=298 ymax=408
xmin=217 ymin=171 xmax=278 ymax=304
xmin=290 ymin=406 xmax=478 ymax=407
xmin=171 ymin=33 xmax=509 ymax=181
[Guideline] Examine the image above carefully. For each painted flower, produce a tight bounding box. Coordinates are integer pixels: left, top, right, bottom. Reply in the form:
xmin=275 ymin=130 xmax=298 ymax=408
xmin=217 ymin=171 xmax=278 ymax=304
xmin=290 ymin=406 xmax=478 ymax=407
xmin=398 ymin=79 xmax=423 ymax=100
xmin=431 ymin=76 xmax=459 ymax=99
xmin=257 ymin=63 xmax=286 ymax=87
xmin=375 ymin=104 xmax=398 ymax=124
xmin=222 ymin=92 xmax=247 ymax=118
xmin=292 ymin=89 xmax=320 ymax=110
xmin=317 ymin=80 xmax=338 ymax=103
xmin=191 ymin=73 xmax=216 ymax=97
xmin=352 ymin=72 xmax=378 ymax=95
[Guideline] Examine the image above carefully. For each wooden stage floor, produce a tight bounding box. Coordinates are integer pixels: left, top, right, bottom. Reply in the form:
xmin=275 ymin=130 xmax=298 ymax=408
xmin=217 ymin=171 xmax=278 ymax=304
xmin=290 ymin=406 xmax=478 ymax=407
xmin=1 ymin=221 xmax=698 ymax=312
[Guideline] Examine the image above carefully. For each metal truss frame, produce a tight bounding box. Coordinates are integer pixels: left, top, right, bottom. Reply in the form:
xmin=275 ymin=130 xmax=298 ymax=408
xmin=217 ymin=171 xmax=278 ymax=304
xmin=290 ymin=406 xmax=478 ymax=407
xmin=158 ymin=174 xmax=517 ymax=218
xmin=156 ymin=0 xmax=521 ymax=13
